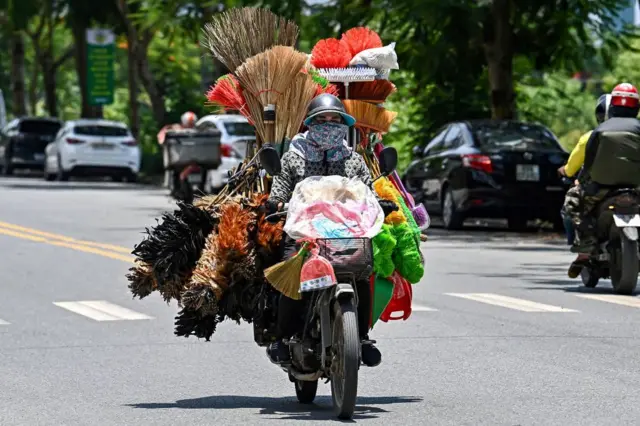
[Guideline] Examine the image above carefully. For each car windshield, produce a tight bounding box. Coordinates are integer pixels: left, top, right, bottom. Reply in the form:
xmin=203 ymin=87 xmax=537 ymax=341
xmin=473 ymin=123 xmax=562 ymax=151
xmin=74 ymin=125 xmax=129 ymax=137
xmin=223 ymin=122 xmax=254 ymax=137
xmin=19 ymin=120 xmax=61 ymax=135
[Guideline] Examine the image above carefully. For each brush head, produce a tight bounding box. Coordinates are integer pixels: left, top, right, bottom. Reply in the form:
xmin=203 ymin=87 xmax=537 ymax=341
xmin=317 ymin=67 xmax=377 ymax=83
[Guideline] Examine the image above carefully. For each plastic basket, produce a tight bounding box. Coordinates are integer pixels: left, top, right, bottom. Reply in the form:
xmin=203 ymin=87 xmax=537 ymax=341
xmin=316 ymin=238 xmax=373 ymax=281
xmin=162 ymin=129 xmax=222 ymax=170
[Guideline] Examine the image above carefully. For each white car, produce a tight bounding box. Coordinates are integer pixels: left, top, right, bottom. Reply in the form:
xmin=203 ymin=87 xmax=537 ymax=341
xmin=44 ymin=119 xmax=140 ymax=182
xmin=194 ymin=114 xmax=255 ymax=192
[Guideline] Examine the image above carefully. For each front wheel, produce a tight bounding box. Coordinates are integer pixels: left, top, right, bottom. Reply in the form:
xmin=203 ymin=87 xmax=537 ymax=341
xmin=330 ymin=300 xmax=359 ymax=420
xmin=610 ymin=235 xmax=639 ymax=295
xmin=294 ymin=379 xmax=318 ymax=404
xmin=580 ymin=267 xmax=600 ymax=288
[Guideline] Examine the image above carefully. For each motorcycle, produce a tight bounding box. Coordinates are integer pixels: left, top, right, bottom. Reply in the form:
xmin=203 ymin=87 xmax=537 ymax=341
xmin=253 ymin=145 xmax=398 ymax=420
xmin=579 ymin=186 xmax=640 ymax=294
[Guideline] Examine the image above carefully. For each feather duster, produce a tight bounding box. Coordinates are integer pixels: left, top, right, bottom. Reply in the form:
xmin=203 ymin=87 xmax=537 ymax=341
xmin=174 ymin=307 xmax=221 ymax=341
xmin=126 ymin=261 xmax=157 ymax=299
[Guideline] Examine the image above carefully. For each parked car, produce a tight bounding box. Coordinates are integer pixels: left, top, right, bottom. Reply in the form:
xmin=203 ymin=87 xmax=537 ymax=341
xmin=402 ymin=120 xmax=571 ymax=230
xmin=0 ymin=117 xmax=63 ymax=175
xmin=194 ymin=114 xmax=254 ymax=192
xmin=43 ymin=119 xmax=140 ymax=182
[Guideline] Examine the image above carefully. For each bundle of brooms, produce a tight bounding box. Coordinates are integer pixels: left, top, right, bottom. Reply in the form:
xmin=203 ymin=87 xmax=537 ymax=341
xmin=127 ymin=7 xmax=324 ymax=341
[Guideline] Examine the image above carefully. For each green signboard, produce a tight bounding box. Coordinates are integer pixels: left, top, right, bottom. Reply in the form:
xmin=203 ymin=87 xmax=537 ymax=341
xmin=86 ymin=29 xmax=115 ymax=106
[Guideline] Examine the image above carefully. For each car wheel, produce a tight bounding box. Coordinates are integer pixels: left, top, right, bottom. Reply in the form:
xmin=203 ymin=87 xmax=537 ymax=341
xmin=442 ymin=188 xmax=464 ymax=230
xmin=3 ymin=157 xmax=13 ymax=176
xmin=124 ymin=173 xmax=137 ymax=183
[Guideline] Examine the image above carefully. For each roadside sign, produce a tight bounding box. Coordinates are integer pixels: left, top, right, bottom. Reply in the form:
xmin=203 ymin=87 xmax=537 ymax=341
xmin=86 ymin=29 xmax=115 ymax=106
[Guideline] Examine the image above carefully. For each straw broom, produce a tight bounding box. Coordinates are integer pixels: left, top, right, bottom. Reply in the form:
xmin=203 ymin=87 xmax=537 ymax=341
xmin=343 ymin=100 xmax=397 ymax=134
xmin=235 ymin=46 xmax=308 ymax=145
xmin=264 ymin=242 xmax=312 ymax=300
xmin=202 ymin=7 xmax=299 ymax=72
xmin=276 ymin=72 xmax=319 ymax=142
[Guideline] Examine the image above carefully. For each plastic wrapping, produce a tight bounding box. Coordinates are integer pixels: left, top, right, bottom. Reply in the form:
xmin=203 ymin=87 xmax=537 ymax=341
xmin=284 ymin=176 xmax=384 ymax=240
xmin=349 ymin=42 xmax=399 ymax=70
xmin=300 ymin=248 xmax=337 ymax=292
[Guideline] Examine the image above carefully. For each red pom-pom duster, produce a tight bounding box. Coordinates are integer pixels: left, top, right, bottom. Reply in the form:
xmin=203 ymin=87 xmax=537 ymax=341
xmin=310 ymin=38 xmax=352 ymax=68
xmin=340 ymin=27 xmax=383 ymax=56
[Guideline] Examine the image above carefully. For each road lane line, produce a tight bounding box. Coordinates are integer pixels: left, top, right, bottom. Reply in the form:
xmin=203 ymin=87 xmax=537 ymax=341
xmin=0 ymin=227 xmax=134 ymax=263
xmin=0 ymin=220 xmax=132 ymax=253
xmin=0 ymin=319 xmax=10 ymax=325
xmin=445 ymin=293 xmax=579 ymax=312
xmin=412 ymin=304 xmax=438 ymax=312
xmin=574 ymin=294 xmax=640 ymax=309
xmin=54 ymin=301 xmax=153 ymax=321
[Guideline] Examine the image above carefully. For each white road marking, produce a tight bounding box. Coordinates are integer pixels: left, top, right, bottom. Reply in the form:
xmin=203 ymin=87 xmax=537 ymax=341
xmin=574 ymin=294 xmax=640 ymax=309
xmin=53 ymin=301 xmax=154 ymax=321
xmin=412 ymin=304 xmax=438 ymax=312
xmin=0 ymin=319 xmax=9 ymax=325
xmin=445 ymin=293 xmax=579 ymax=312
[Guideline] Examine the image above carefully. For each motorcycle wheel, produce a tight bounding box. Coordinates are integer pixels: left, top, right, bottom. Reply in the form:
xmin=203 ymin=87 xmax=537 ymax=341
xmin=580 ymin=267 xmax=600 ymax=288
xmin=610 ymin=235 xmax=639 ymax=295
xmin=294 ymin=379 xmax=318 ymax=404
xmin=330 ymin=299 xmax=359 ymax=420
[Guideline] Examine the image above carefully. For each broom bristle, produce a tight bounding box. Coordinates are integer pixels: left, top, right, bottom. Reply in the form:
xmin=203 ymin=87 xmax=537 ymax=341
xmin=202 ymin=7 xmax=299 ymax=71
xmin=205 ymin=74 xmax=252 ymax=121
xmin=343 ymin=100 xmax=397 ymax=133
xmin=338 ymin=80 xmax=396 ymax=102
xmin=264 ymin=255 xmax=305 ymax=300
xmin=277 ymin=72 xmax=319 ymax=140
xmin=315 ymin=83 xmax=340 ymax=97
xmin=340 ymin=27 xmax=383 ymax=56
xmin=310 ymin=38 xmax=352 ymax=69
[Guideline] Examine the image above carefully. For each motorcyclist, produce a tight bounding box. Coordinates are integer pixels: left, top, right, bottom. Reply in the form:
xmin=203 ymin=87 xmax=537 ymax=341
xmin=157 ymin=111 xmax=198 ymax=144
xmin=266 ymin=93 xmax=398 ymax=367
xmin=558 ymin=94 xmax=610 ymax=247
xmin=561 ymin=83 xmax=640 ymax=277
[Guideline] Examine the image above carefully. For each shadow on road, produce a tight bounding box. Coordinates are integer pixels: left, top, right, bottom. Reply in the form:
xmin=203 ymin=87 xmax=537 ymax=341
xmin=127 ymin=395 xmax=423 ymax=421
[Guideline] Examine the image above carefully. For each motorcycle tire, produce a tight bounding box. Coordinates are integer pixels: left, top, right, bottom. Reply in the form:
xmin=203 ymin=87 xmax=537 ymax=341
xmin=294 ymin=379 xmax=318 ymax=404
xmin=580 ymin=267 xmax=600 ymax=288
xmin=330 ymin=299 xmax=359 ymax=420
xmin=610 ymin=234 xmax=639 ymax=295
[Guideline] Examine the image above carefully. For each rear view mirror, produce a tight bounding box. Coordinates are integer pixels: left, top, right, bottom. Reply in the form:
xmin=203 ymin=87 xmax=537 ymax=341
xmin=259 ymin=144 xmax=281 ymax=175
xmin=412 ymin=145 xmax=423 ymax=157
xmin=379 ymin=147 xmax=398 ymax=176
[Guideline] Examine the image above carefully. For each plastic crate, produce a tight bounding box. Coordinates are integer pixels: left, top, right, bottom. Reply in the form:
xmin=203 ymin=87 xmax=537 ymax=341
xmin=162 ymin=129 xmax=222 ymax=170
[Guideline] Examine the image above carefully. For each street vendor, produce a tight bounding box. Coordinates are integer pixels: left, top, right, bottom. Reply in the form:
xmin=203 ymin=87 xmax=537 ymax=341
xmin=266 ymin=93 xmax=398 ymax=367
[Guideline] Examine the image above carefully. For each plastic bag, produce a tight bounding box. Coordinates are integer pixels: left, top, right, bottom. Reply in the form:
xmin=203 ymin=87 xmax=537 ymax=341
xmin=284 ymin=176 xmax=384 ymax=240
xmin=300 ymin=248 xmax=337 ymax=293
xmin=349 ymin=42 xmax=399 ymax=70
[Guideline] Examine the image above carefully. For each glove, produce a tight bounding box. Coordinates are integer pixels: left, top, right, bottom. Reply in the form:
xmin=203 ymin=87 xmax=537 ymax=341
xmin=379 ymin=200 xmax=399 ymax=217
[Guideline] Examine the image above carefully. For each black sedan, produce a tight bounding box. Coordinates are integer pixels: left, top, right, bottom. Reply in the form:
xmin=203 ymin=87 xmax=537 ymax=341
xmin=402 ymin=120 xmax=571 ymax=230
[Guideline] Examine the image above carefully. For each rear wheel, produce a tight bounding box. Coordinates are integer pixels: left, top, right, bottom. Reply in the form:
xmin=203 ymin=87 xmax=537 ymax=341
xmin=294 ymin=379 xmax=318 ymax=404
xmin=56 ymin=156 xmax=69 ymax=181
xmin=442 ymin=188 xmax=464 ymax=230
xmin=3 ymin=157 xmax=13 ymax=176
xmin=330 ymin=300 xmax=359 ymax=420
xmin=610 ymin=235 xmax=639 ymax=295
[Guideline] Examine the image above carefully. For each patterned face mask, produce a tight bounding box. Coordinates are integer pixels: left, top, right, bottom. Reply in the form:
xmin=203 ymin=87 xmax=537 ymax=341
xmin=307 ymin=122 xmax=349 ymax=151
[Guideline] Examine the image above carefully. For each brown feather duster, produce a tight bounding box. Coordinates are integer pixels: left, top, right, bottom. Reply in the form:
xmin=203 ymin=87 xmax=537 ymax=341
xmin=127 ymin=261 xmax=158 ymax=299
xmin=216 ymin=202 xmax=254 ymax=257
xmin=188 ymin=231 xmax=226 ymax=299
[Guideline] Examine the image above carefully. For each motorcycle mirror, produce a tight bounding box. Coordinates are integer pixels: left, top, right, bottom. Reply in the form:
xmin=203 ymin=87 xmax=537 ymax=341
xmin=259 ymin=144 xmax=281 ymax=176
xmin=378 ymin=147 xmax=398 ymax=176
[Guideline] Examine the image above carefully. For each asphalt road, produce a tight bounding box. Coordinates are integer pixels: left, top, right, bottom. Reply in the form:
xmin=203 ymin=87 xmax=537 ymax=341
xmin=2 ymin=177 xmax=640 ymax=425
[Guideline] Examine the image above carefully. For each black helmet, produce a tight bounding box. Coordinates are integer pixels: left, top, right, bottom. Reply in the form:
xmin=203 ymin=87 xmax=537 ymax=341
xmin=303 ymin=94 xmax=356 ymax=127
xmin=595 ymin=94 xmax=611 ymax=124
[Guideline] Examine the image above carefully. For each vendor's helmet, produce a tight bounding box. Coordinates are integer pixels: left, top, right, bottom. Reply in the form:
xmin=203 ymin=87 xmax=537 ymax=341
xmin=595 ymin=94 xmax=611 ymax=124
xmin=609 ymin=83 xmax=640 ymax=118
xmin=181 ymin=111 xmax=198 ymax=128
xmin=304 ymin=94 xmax=356 ymax=127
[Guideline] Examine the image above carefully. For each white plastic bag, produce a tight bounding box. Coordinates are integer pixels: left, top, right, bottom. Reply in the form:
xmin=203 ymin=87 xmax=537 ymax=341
xmin=284 ymin=176 xmax=384 ymax=241
xmin=349 ymin=42 xmax=399 ymax=70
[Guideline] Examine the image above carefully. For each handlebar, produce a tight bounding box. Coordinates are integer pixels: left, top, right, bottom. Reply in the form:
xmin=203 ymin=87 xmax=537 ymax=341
xmin=265 ymin=203 xmax=288 ymax=223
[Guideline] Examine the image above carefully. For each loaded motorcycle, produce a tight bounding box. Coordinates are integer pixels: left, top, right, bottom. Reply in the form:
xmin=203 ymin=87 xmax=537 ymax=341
xmin=579 ymin=187 xmax=640 ymax=294
xmin=252 ymin=145 xmax=397 ymax=420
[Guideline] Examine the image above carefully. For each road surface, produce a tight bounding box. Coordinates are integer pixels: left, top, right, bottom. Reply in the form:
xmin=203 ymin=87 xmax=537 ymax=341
xmin=1 ymin=177 xmax=640 ymax=425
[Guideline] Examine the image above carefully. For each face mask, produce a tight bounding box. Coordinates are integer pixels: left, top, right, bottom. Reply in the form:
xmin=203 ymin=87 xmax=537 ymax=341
xmin=307 ymin=122 xmax=349 ymax=150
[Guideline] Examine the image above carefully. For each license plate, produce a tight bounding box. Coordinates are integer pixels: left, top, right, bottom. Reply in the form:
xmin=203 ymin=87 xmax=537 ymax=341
xmin=516 ymin=164 xmax=540 ymax=181
xmin=187 ymin=174 xmax=202 ymax=183
xmin=92 ymin=143 xmax=114 ymax=150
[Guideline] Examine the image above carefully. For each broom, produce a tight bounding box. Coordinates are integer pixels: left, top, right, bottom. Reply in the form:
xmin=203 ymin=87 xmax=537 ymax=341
xmin=340 ymin=27 xmax=383 ymax=56
xmin=277 ymin=72 xmax=319 ymax=141
xmin=235 ymin=45 xmax=308 ymax=144
xmin=264 ymin=242 xmax=312 ymax=300
xmin=205 ymin=74 xmax=252 ymax=122
xmin=310 ymin=38 xmax=352 ymax=68
xmin=202 ymin=7 xmax=299 ymax=72
xmin=343 ymin=100 xmax=397 ymax=134
xmin=339 ymin=80 xmax=397 ymax=103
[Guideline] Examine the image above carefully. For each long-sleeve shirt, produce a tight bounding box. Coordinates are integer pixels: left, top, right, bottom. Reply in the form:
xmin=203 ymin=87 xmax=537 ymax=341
xmin=565 ymin=130 xmax=592 ymax=178
xmin=269 ymin=150 xmax=373 ymax=205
